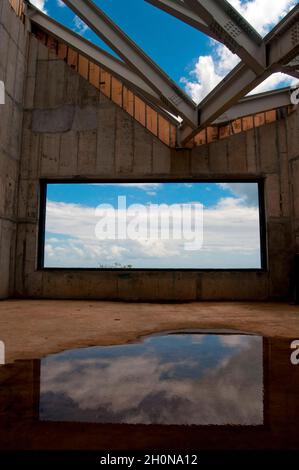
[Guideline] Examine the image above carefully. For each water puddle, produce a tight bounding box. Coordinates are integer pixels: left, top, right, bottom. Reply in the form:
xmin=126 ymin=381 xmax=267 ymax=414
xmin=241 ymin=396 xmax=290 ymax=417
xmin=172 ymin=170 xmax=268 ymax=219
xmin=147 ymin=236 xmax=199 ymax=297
xmin=0 ymin=331 xmax=298 ymax=450
xmin=39 ymin=332 xmax=264 ymax=426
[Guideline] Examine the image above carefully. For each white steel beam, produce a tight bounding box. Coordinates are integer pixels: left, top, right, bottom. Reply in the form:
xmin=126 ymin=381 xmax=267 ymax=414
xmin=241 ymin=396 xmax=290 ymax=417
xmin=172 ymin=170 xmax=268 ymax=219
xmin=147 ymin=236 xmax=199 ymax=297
xmin=180 ymin=63 xmax=271 ymax=143
xmin=179 ymin=85 xmax=293 ymax=144
xmin=62 ymin=0 xmax=197 ymax=127
xmin=265 ymin=6 xmax=299 ymax=68
xmin=213 ymin=87 xmax=293 ymax=124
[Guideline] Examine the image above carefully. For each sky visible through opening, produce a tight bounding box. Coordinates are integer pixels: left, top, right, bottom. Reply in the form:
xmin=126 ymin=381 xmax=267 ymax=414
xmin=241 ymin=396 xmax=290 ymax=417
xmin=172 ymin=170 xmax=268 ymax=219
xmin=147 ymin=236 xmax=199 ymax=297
xmin=44 ymin=182 xmax=262 ymax=269
xmin=32 ymin=0 xmax=299 ymax=103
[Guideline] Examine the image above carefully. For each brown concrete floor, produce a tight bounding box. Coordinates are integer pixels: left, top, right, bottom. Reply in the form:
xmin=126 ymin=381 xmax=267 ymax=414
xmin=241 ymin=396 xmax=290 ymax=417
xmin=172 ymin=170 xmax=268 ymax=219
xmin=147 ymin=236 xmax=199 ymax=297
xmin=0 ymin=300 xmax=299 ymax=363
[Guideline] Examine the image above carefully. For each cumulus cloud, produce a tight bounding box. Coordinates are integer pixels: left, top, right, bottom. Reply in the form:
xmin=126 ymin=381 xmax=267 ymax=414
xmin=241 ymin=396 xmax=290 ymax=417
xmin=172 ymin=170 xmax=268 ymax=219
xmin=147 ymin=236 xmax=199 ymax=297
xmin=217 ymin=183 xmax=259 ymax=206
xmin=228 ymin=0 xmax=297 ymax=36
xmin=73 ymin=16 xmax=90 ymax=35
xmin=44 ymin=186 xmax=261 ymax=269
xmin=40 ymin=335 xmax=263 ymax=425
xmin=182 ymin=0 xmax=299 ymax=103
xmin=31 ymin=0 xmax=47 ymax=13
xmin=98 ymin=183 xmax=163 ymax=191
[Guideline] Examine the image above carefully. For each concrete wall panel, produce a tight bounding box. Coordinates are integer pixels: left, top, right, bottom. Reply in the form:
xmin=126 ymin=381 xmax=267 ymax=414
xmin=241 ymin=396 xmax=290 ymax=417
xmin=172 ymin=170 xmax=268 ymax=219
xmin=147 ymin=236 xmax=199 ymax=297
xmin=0 ymin=4 xmax=26 ymax=298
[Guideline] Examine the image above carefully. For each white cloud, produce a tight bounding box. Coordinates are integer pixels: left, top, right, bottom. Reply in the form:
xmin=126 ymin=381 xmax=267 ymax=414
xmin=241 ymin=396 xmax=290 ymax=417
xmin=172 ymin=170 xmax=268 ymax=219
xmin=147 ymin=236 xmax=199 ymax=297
xmin=73 ymin=16 xmax=89 ymax=35
xmin=217 ymin=183 xmax=259 ymax=206
xmin=44 ymin=190 xmax=261 ymax=269
xmin=228 ymin=0 xmax=297 ymax=36
xmin=249 ymin=72 xmax=298 ymax=94
xmin=182 ymin=0 xmax=299 ymax=103
xmin=219 ymin=335 xmax=253 ymax=348
xmin=31 ymin=0 xmax=47 ymax=13
xmin=146 ymin=191 xmax=157 ymax=196
xmin=100 ymin=183 xmax=162 ymax=191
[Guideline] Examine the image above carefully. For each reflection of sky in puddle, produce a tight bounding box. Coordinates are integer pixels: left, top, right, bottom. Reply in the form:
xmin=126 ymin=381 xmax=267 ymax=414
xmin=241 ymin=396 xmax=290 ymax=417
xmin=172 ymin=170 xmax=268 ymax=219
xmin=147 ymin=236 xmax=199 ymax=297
xmin=39 ymin=334 xmax=264 ymax=426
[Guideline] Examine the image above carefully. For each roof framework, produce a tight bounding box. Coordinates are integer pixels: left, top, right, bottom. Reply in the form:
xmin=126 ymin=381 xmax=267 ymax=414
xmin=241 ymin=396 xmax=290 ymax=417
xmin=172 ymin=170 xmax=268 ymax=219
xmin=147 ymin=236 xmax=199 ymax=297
xmin=148 ymin=0 xmax=299 ymax=144
xmin=27 ymin=8 xmax=163 ymax=107
xmin=61 ymin=0 xmax=198 ymax=128
xmin=25 ymin=0 xmax=299 ymax=147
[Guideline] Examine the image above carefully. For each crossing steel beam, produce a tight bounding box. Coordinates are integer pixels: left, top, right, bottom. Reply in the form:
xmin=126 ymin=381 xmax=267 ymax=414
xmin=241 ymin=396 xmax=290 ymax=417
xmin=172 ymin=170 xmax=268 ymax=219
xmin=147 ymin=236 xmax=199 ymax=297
xmin=213 ymin=86 xmax=294 ymax=124
xmin=181 ymin=4 xmax=299 ymax=144
xmin=265 ymin=6 xmax=299 ymax=68
xmin=146 ymin=1 xmax=299 ymax=144
xmin=27 ymin=0 xmax=299 ymax=146
xmin=26 ymin=5 xmax=165 ymax=107
xmin=150 ymin=0 xmax=265 ymax=74
xmin=62 ymin=0 xmax=197 ymax=127
xmin=179 ymin=63 xmax=272 ymax=143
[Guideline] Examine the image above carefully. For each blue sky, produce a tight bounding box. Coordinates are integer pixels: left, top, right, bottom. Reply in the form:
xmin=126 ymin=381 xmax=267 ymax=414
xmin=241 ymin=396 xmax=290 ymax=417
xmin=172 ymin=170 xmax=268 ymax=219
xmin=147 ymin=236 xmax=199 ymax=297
xmin=45 ymin=0 xmax=210 ymax=85
xmin=34 ymin=0 xmax=299 ymax=102
xmin=46 ymin=182 xmax=252 ymax=208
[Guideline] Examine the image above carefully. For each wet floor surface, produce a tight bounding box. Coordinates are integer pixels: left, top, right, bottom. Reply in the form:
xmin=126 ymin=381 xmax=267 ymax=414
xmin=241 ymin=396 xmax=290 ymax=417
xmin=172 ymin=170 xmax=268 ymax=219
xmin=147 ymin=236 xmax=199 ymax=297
xmin=0 ymin=331 xmax=298 ymax=450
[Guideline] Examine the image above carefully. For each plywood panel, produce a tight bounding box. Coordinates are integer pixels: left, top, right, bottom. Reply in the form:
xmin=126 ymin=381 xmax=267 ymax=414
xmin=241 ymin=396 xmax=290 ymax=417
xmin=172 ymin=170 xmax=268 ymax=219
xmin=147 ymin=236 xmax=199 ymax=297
xmin=170 ymin=124 xmax=176 ymax=148
xmin=47 ymin=36 xmax=58 ymax=54
xmin=219 ymin=125 xmax=231 ymax=140
xmin=146 ymin=106 xmax=158 ymax=136
xmin=265 ymin=110 xmax=277 ymax=123
xmin=78 ymin=54 xmax=89 ymax=80
xmin=67 ymin=48 xmax=78 ymax=71
xmin=254 ymin=113 xmax=265 ymax=127
xmin=99 ymin=68 xmax=111 ymax=98
xmin=232 ymin=119 xmax=242 ymax=134
xmin=194 ymin=129 xmax=207 ymax=145
xmin=89 ymin=62 xmax=100 ymax=89
xmin=134 ymin=96 xmax=146 ymax=127
xmin=123 ymin=87 xmax=134 ymax=117
xmin=207 ymin=127 xmax=219 ymax=143
xmin=57 ymin=43 xmax=68 ymax=61
xmin=158 ymin=115 xmax=170 ymax=146
xmin=111 ymin=77 xmax=123 ymax=107
xmin=242 ymin=116 xmax=254 ymax=131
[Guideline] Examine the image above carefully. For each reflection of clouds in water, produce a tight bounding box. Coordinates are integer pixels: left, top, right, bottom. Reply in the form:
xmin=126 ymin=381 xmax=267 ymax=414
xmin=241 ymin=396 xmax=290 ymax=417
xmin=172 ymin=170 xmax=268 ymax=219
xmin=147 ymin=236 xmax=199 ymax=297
xmin=40 ymin=336 xmax=263 ymax=426
xmin=218 ymin=335 xmax=253 ymax=349
xmin=190 ymin=334 xmax=207 ymax=344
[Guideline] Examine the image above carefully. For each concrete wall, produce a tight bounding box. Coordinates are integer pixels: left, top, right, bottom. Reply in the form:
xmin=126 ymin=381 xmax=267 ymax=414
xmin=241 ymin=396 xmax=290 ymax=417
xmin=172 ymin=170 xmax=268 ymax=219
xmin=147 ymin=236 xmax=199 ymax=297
xmin=13 ymin=34 xmax=299 ymax=301
xmin=0 ymin=2 xmax=27 ymax=298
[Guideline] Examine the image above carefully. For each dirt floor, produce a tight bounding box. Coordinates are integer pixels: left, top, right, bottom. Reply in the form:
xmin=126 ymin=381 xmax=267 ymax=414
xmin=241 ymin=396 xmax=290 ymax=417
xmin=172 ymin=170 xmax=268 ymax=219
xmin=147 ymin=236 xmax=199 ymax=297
xmin=0 ymin=300 xmax=299 ymax=363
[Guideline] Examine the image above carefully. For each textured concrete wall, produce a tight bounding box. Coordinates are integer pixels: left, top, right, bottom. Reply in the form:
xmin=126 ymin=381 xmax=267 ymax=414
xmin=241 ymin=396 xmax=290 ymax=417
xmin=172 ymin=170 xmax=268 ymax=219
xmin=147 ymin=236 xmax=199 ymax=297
xmin=15 ymin=34 xmax=298 ymax=301
xmin=0 ymin=2 xmax=27 ymax=298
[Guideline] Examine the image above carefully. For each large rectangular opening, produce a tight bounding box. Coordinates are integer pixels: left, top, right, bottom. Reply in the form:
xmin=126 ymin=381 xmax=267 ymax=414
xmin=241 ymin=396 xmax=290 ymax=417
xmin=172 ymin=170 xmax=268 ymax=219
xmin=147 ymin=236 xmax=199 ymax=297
xmin=39 ymin=180 xmax=265 ymax=270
